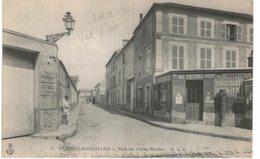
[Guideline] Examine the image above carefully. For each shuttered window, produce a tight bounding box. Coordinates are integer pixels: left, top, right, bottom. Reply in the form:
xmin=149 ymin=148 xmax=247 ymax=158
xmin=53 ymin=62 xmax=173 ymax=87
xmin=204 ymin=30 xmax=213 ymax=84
xmin=200 ymin=48 xmax=212 ymax=69
xmin=237 ymin=25 xmax=242 ymax=41
xmin=220 ymin=24 xmax=226 ymax=39
xmin=172 ymin=45 xmax=184 ymax=70
xmin=225 ymin=50 xmax=237 ymax=68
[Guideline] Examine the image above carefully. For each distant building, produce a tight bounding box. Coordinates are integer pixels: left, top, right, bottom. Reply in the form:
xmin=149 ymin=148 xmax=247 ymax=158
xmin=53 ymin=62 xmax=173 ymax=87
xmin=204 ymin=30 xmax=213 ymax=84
xmin=105 ymin=49 xmax=121 ymax=106
xmin=94 ymin=80 xmax=106 ymax=104
xmin=79 ymin=89 xmax=93 ymax=102
xmin=105 ymin=38 xmax=135 ymax=111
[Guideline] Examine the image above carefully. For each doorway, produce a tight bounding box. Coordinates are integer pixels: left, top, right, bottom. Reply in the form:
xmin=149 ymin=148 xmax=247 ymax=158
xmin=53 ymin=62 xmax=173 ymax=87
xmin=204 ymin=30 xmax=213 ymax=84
xmin=2 ymin=48 xmax=35 ymax=138
xmin=186 ymin=80 xmax=204 ymax=121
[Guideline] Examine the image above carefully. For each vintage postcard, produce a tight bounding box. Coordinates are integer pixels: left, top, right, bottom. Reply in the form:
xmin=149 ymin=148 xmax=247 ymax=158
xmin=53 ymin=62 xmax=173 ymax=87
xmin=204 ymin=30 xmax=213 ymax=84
xmin=2 ymin=0 xmax=253 ymax=158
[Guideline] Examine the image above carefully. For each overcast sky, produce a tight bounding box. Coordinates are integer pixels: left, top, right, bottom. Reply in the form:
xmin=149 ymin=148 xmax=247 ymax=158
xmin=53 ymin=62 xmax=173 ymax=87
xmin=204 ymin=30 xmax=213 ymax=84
xmin=3 ymin=0 xmax=253 ymax=89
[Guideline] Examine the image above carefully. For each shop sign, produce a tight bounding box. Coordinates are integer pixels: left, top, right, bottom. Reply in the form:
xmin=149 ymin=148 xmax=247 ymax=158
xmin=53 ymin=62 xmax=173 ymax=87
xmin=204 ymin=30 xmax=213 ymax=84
xmin=157 ymin=75 xmax=171 ymax=84
xmin=40 ymin=73 xmax=57 ymax=95
xmin=214 ymin=78 xmax=243 ymax=96
xmin=186 ymin=74 xmax=216 ymax=80
xmin=174 ymin=73 xmax=252 ymax=80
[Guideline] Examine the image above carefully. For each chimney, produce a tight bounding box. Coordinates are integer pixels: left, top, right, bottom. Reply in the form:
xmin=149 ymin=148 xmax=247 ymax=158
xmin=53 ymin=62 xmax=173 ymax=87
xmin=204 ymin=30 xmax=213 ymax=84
xmin=139 ymin=13 xmax=143 ymax=23
xmin=123 ymin=39 xmax=129 ymax=46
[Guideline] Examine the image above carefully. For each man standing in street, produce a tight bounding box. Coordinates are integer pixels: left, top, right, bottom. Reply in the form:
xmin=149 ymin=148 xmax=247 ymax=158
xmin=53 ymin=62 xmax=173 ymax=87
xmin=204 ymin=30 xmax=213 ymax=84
xmin=62 ymin=95 xmax=70 ymax=124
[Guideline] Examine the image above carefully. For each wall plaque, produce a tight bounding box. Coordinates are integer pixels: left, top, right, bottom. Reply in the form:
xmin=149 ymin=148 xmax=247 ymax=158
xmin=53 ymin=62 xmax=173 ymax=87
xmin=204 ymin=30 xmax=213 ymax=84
xmin=40 ymin=72 xmax=57 ymax=95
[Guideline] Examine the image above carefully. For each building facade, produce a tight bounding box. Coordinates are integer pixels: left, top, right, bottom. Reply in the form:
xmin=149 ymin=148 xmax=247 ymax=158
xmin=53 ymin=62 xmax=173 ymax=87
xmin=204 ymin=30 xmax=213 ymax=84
xmin=104 ymin=3 xmax=253 ymax=127
xmin=133 ymin=3 xmax=253 ymax=125
xmin=106 ymin=39 xmax=135 ymax=111
xmin=106 ymin=50 xmax=120 ymax=105
xmin=2 ymin=29 xmax=78 ymax=138
xmin=94 ymin=79 xmax=107 ymax=104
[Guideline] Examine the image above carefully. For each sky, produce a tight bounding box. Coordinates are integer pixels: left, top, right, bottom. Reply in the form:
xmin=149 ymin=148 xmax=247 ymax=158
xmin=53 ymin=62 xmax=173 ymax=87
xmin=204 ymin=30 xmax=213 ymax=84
xmin=3 ymin=0 xmax=253 ymax=89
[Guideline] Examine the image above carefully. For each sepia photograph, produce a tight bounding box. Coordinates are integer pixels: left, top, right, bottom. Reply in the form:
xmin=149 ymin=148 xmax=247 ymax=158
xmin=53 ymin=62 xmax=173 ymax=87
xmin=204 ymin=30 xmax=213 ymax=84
xmin=1 ymin=0 xmax=254 ymax=158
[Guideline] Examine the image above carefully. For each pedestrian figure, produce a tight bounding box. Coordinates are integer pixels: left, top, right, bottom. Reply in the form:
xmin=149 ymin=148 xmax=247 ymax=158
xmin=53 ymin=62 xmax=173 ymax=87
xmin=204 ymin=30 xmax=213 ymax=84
xmin=62 ymin=95 xmax=70 ymax=124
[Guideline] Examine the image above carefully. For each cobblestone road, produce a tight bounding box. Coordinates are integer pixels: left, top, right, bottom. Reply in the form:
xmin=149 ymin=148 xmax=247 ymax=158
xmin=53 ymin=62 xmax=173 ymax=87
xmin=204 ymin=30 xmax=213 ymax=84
xmin=61 ymin=103 xmax=252 ymax=158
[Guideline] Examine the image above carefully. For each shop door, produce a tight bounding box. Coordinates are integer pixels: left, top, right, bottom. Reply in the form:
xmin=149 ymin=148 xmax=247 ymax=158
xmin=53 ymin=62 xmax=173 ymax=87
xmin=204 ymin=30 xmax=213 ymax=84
xmin=144 ymin=85 xmax=151 ymax=115
xmin=130 ymin=81 xmax=134 ymax=111
xmin=137 ymin=87 xmax=144 ymax=113
xmin=2 ymin=49 xmax=34 ymax=138
xmin=186 ymin=80 xmax=203 ymax=121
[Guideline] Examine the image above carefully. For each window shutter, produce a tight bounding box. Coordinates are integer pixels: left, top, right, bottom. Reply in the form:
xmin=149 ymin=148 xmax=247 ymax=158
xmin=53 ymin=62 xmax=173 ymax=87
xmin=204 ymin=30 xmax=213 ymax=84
xmin=220 ymin=23 xmax=226 ymax=39
xmin=237 ymin=25 xmax=242 ymax=41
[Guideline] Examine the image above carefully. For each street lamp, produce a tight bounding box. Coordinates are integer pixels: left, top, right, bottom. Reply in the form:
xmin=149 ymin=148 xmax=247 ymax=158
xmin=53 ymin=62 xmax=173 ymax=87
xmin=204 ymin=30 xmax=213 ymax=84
xmin=46 ymin=12 xmax=75 ymax=43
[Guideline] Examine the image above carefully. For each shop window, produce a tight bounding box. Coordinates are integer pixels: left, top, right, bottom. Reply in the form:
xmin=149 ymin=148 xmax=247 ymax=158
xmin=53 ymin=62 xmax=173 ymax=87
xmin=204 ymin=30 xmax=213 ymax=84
xmin=122 ymin=88 xmax=125 ymax=104
xmin=171 ymin=45 xmax=184 ymax=70
xmin=225 ymin=50 xmax=237 ymax=68
xmin=170 ymin=15 xmax=186 ymax=35
xmin=118 ymin=90 xmax=120 ymax=104
xmin=127 ymin=82 xmax=131 ymax=104
xmin=198 ymin=18 xmax=214 ymax=38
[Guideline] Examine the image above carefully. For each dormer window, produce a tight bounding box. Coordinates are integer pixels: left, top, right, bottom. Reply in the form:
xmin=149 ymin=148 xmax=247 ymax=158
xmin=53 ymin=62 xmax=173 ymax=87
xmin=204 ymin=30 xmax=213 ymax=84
xmin=220 ymin=22 xmax=242 ymax=41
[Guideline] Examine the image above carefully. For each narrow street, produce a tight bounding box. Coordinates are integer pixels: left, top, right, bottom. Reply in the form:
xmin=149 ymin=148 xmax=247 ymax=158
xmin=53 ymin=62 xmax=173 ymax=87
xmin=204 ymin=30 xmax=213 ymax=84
xmin=59 ymin=103 xmax=252 ymax=158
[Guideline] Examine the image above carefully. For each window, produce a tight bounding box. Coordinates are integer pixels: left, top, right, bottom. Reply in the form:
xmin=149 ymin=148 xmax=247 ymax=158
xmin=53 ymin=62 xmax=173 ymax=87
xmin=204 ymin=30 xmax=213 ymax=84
xmin=247 ymin=25 xmax=253 ymax=42
xmin=118 ymin=71 xmax=121 ymax=84
xmin=145 ymin=49 xmax=151 ymax=72
xmin=224 ymin=49 xmax=238 ymax=68
xmin=122 ymin=88 xmax=125 ymax=104
xmin=170 ymin=14 xmax=187 ymax=35
xmin=118 ymin=90 xmax=120 ymax=104
xmin=122 ymin=67 xmax=125 ymax=81
xmin=171 ymin=45 xmax=184 ymax=70
xmin=220 ymin=22 xmax=242 ymax=41
xmin=138 ymin=56 xmax=142 ymax=75
xmin=112 ymin=76 xmax=115 ymax=87
xmin=198 ymin=46 xmax=214 ymax=69
xmin=198 ymin=18 xmax=214 ymax=38
xmin=122 ymin=54 xmax=125 ymax=64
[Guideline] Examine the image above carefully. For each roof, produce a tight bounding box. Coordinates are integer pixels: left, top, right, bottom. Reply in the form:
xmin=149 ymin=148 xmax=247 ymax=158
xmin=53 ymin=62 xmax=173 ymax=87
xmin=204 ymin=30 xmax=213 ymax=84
xmin=3 ymin=28 xmax=58 ymax=47
xmin=59 ymin=60 xmax=78 ymax=91
xmin=133 ymin=3 xmax=253 ymax=34
xmin=105 ymin=48 xmax=122 ymax=67
xmin=115 ymin=36 xmax=134 ymax=58
xmin=70 ymin=76 xmax=79 ymax=82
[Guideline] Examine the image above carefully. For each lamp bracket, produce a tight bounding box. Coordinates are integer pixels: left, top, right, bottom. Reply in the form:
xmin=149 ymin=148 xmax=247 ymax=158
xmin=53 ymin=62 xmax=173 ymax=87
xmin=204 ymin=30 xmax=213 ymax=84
xmin=46 ymin=31 xmax=71 ymax=43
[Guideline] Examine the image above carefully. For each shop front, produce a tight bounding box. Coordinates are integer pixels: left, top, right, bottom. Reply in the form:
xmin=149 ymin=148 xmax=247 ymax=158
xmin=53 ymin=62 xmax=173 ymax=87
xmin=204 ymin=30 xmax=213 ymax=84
xmin=154 ymin=69 xmax=253 ymax=126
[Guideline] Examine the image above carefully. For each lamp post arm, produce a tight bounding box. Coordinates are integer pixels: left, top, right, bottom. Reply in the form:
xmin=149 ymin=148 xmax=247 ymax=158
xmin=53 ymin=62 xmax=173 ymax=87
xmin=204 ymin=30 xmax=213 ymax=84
xmin=46 ymin=31 xmax=71 ymax=43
